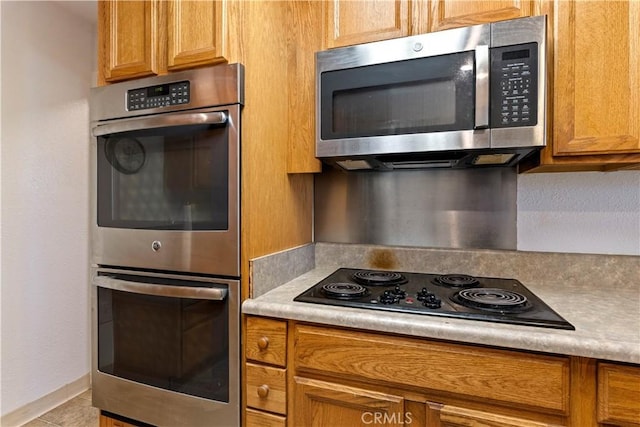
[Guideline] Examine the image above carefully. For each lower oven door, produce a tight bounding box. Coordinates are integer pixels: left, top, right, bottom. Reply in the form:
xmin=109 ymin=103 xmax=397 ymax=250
xmin=91 ymin=268 xmax=239 ymax=427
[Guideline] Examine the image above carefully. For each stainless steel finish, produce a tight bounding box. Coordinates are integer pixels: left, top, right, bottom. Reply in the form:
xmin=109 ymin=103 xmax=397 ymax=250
xmin=90 ymin=63 xmax=244 ymax=121
xmin=91 ymin=103 xmax=241 ymax=277
xmin=92 ymin=110 xmax=228 ymax=137
xmin=474 ymin=45 xmax=490 ymax=129
xmin=93 ymin=275 xmax=228 ymax=300
xmin=315 ymin=16 xmax=546 ymax=163
xmin=491 ymin=16 xmax=546 ymax=149
xmin=314 ymin=168 xmax=517 ymax=250
xmin=316 ymin=23 xmax=491 ymax=159
xmin=317 ymin=129 xmax=490 ymax=158
xmin=316 ymin=23 xmax=489 ymax=72
xmin=91 ymin=268 xmax=240 ymax=427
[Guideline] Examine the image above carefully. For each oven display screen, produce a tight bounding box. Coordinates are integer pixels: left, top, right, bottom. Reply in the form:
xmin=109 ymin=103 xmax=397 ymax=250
xmin=147 ymin=84 xmax=170 ymax=97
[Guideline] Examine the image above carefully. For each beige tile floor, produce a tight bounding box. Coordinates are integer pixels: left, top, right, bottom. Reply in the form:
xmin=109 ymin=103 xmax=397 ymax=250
xmin=21 ymin=390 xmax=99 ymax=427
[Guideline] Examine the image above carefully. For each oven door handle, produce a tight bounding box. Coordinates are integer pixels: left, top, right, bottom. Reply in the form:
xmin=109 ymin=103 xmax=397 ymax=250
xmin=94 ymin=276 xmax=228 ymax=301
xmin=92 ymin=111 xmax=228 ymax=137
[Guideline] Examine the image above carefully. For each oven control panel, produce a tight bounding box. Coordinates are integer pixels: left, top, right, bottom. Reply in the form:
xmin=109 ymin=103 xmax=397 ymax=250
xmin=127 ymin=81 xmax=190 ymax=111
xmin=490 ymin=42 xmax=538 ymax=128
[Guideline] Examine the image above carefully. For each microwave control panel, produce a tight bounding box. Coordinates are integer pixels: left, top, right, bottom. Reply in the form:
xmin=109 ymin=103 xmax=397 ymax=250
xmin=127 ymin=81 xmax=191 ymax=111
xmin=490 ymin=42 xmax=538 ymax=128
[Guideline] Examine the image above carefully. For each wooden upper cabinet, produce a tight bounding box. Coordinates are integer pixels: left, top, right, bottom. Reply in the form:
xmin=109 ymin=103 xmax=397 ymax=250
xmin=323 ymin=0 xmax=410 ymax=48
xmin=166 ymin=0 xmax=227 ymax=71
xmin=429 ymin=0 xmax=541 ymax=32
xmin=100 ymin=1 xmax=160 ymax=82
xmin=98 ymin=0 xmax=228 ymax=85
xmin=287 ymin=0 xmax=323 ymax=173
xmin=552 ymin=0 xmax=640 ymax=157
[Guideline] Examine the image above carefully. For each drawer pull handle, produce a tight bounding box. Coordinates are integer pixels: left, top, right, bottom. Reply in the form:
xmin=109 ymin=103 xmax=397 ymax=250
xmin=257 ymin=384 xmax=270 ymax=398
xmin=257 ymin=336 xmax=270 ymax=350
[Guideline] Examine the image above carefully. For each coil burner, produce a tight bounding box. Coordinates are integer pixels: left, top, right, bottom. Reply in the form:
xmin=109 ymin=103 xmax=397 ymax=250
xmin=433 ymin=274 xmax=479 ymax=288
xmin=352 ymin=270 xmax=407 ymax=287
xmin=321 ymin=283 xmax=368 ymax=300
xmin=453 ymin=288 xmax=531 ymax=312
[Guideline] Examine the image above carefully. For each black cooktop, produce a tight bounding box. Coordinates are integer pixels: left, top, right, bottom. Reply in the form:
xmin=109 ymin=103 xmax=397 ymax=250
xmin=293 ymin=268 xmax=574 ymax=330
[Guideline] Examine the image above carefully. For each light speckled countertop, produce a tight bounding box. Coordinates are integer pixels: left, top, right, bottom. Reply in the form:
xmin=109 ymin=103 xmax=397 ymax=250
xmin=243 ymin=243 xmax=640 ymax=364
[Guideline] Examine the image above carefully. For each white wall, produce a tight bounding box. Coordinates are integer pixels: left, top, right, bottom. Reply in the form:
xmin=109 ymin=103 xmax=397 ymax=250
xmin=518 ymin=171 xmax=640 ymax=256
xmin=1 ymin=0 xmax=95 ymax=420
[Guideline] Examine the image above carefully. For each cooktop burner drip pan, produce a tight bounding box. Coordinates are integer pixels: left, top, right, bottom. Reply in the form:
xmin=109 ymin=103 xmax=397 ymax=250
xmin=321 ymin=283 xmax=369 ymax=299
xmin=352 ymin=270 xmax=407 ymax=286
xmin=293 ymin=268 xmax=574 ymax=330
xmin=452 ymin=288 xmax=531 ymax=312
xmin=433 ymin=274 xmax=479 ymax=288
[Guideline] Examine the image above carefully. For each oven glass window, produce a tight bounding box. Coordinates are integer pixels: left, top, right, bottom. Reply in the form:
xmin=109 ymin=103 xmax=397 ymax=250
xmin=320 ymin=52 xmax=475 ymax=139
xmin=97 ymin=122 xmax=229 ymax=230
xmin=97 ymin=279 xmax=230 ymax=402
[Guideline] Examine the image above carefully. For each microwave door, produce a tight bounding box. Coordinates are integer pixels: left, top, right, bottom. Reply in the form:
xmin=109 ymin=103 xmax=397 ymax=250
xmin=316 ymin=22 xmax=492 ymax=159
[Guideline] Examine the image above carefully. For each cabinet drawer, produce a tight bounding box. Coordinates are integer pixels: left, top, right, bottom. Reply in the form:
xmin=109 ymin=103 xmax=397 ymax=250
xmin=246 ymin=363 xmax=287 ymax=415
xmin=246 ymin=316 xmax=287 ymax=367
xmin=245 ymin=408 xmax=286 ymax=427
xmin=598 ymin=363 xmax=640 ymax=425
xmin=294 ymin=324 xmax=570 ymax=414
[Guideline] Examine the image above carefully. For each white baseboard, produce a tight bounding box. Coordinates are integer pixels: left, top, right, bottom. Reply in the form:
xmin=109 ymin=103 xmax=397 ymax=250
xmin=1 ymin=373 xmax=90 ymax=427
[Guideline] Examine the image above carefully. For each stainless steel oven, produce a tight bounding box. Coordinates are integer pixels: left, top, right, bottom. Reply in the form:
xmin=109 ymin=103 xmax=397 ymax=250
xmin=89 ymin=64 xmax=243 ymax=426
xmin=90 ymin=64 xmax=243 ymax=277
xmin=92 ymin=268 xmax=240 ymax=426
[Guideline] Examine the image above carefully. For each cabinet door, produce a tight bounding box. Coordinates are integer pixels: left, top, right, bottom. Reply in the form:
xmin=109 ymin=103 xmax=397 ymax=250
xmin=100 ymin=0 xmax=160 ymax=82
xmin=553 ymin=0 xmax=640 ymax=157
xmin=166 ymin=0 xmax=227 ymax=71
xmin=323 ymin=0 xmax=410 ymax=48
xmin=293 ymin=376 xmax=406 ymax=426
xmin=429 ymin=0 xmax=540 ymax=32
xmin=426 ymin=403 xmax=564 ymax=427
xmin=598 ymin=363 xmax=640 ymax=426
xmin=287 ymin=0 xmax=322 ymax=173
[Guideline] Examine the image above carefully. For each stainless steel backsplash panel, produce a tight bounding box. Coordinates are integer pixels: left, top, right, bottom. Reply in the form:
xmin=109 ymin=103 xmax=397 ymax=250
xmin=314 ymin=167 xmax=517 ymax=250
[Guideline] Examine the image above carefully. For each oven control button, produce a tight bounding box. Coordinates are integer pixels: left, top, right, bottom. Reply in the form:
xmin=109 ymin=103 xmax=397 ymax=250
xmin=151 ymin=240 xmax=162 ymax=252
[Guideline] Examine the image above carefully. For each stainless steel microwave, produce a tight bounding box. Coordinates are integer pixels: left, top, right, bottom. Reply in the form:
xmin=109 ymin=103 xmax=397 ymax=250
xmin=316 ymin=16 xmax=547 ymax=170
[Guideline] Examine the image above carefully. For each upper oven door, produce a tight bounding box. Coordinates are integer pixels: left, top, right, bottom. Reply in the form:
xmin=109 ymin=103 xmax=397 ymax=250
xmin=92 ymin=105 xmax=240 ymax=277
xmin=316 ymin=22 xmax=491 ymax=158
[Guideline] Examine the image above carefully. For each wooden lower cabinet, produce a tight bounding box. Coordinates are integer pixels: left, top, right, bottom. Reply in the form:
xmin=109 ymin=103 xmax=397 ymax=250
xmin=242 ymin=316 xmax=640 ymax=427
xmin=427 ymin=403 xmax=563 ymax=427
xmin=293 ymin=376 xmax=406 ymax=426
xmin=245 ymin=408 xmax=286 ymax=427
xmin=99 ymin=414 xmax=139 ymax=427
xmin=597 ymin=363 xmax=640 ymax=426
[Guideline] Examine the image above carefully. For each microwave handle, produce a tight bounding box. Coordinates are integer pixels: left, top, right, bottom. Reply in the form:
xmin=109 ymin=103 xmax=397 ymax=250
xmin=475 ymin=45 xmax=490 ymax=129
xmin=94 ymin=275 xmax=228 ymax=301
xmin=92 ymin=111 xmax=228 ymax=137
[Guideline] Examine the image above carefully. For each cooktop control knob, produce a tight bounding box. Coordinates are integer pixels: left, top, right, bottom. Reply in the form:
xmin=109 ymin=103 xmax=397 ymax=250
xmin=392 ymin=286 xmax=407 ymax=298
xmin=417 ymin=288 xmax=441 ymax=308
xmin=423 ymin=294 xmax=442 ymax=308
xmin=416 ymin=288 xmax=430 ymax=300
xmin=379 ymin=290 xmax=399 ymax=305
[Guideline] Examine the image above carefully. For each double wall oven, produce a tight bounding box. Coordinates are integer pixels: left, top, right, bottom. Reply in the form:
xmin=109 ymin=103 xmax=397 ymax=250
xmin=89 ymin=64 xmax=243 ymax=427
